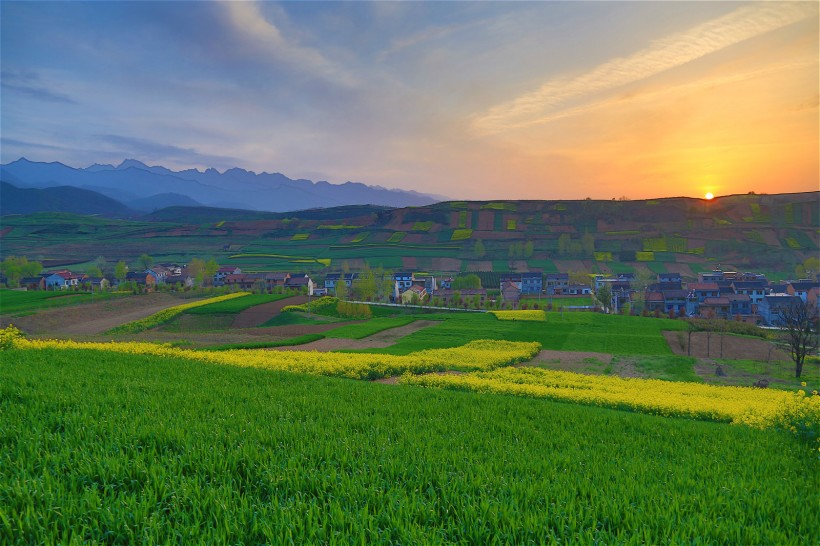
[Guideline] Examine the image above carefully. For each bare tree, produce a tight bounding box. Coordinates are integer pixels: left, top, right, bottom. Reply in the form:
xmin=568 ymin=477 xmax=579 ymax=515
xmin=776 ymin=300 xmax=818 ymax=378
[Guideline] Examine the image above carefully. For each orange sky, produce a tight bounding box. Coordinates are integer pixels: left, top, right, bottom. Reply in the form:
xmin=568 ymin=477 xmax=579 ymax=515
xmin=2 ymin=2 xmax=818 ymax=200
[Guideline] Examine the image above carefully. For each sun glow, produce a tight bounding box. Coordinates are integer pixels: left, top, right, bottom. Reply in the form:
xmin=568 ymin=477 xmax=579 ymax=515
xmin=705 ymin=192 xmax=714 ymax=200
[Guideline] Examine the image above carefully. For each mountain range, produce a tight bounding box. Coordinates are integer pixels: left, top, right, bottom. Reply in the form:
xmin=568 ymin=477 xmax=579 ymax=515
xmin=0 ymin=158 xmax=442 ymax=215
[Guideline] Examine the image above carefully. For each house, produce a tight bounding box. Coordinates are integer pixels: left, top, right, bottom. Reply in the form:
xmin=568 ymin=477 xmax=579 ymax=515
xmin=146 ymin=266 xmax=172 ymax=284
xmin=285 ymin=274 xmax=314 ymax=295
xmin=431 ymin=288 xmax=487 ymax=306
xmin=661 ymin=289 xmax=689 ymax=315
xmin=401 ymin=285 xmax=428 ymax=304
xmin=521 ymin=272 xmax=543 ymax=295
xmin=758 ymin=294 xmax=802 ymax=326
xmin=414 ymin=274 xmax=438 ymax=294
xmin=393 ymin=272 xmax=413 ymax=292
xmin=325 ymin=272 xmax=358 ymax=295
xmin=500 ymin=274 xmax=522 ymax=291
xmin=501 ymin=281 xmax=522 ymax=307
xmin=644 ymin=292 xmax=665 ymax=314
xmin=165 ymin=274 xmax=194 ymax=289
xmin=19 ymin=277 xmax=46 ymax=290
xmin=787 ymin=281 xmax=819 ymax=305
xmin=563 ymin=284 xmax=591 ymax=296
xmin=438 ymin=277 xmax=454 ymax=290
xmin=688 ymin=283 xmax=720 ymax=303
xmin=725 ymin=293 xmax=752 ymax=317
xmin=43 ymin=270 xmax=83 ymax=290
xmin=698 ymin=271 xmax=725 ymax=283
xmin=698 ymin=297 xmax=731 ymax=319
xmin=731 ymin=281 xmax=767 ymax=304
xmin=82 ymin=277 xmax=110 ymax=291
xmin=545 ymin=273 xmax=569 ymax=295
xmin=265 ymin=272 xmax=290 ymax=290
xmin=125 ymin=271 xmax=156 ymax=289
xmin=214 ymin=266 xmax=242 ymax=286
xmin=224 ymin=273 xmax=257 ymax=291
xmin=658 ymin=272 xmax=682 ymax=286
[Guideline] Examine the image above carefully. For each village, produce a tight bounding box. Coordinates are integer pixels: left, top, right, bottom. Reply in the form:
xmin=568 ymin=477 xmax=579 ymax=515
xmin=6 ymin=263 xmax=818 ymax=327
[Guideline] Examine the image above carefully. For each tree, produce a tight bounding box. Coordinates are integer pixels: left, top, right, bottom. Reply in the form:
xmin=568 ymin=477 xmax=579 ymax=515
xmin=86 ymin=266 xmax=103 ymax=278
xmin=139 ymin=254 xmax=154 ymax=270
xmin=205 ymin=259 xmax=219 ymax=285
xmin=596 ymin=284 xmax=612 ymax=312
xmin=524 ymin=241 xmax=534 ymax=258
xmin=355 ymin=266 xmax=377 ymax=301
xmin=452 ymin=274 xmax=481 ymax=290
xmin=335 ymin=279 xmax=348 ymax=301
xmin=114 ymin=261 xmax=128 ymax=282
xmin=188 ymin=258 xmax=206 ymax=286
xmin=776 ymin=300 xmax=818 ymax=378
xmin=795 ymin=257 xmax=820 ymax=279
xmin=473 ymin=239 xmax=486 ymax=258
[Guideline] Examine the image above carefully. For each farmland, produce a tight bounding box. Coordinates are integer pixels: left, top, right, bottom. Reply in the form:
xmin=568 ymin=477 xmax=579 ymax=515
xmin=2 ymin=192 xmax=816 ymax=279
xmin=3 ymin=346 xmax=817 ymax=544
xmin=2 ymin=191 xmax=819 ymax=543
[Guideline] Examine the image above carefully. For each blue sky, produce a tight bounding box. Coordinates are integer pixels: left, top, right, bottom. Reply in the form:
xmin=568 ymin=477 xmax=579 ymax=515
xmin=2 ymin=1 xmax=817 ymax=200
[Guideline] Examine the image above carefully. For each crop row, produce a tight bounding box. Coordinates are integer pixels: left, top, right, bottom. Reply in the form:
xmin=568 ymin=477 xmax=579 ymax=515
xmin=184 ymin=293 xmax=292 ymax=315
xmin=6 ymin=330 xmax=540 ymax=380
xmin=400 ymin=366 xmax=819 ymax=429
xmin=490 ymin=310 xmax=546 ymax=321
xmin=105 ymin=292 xmax=251 ymax=334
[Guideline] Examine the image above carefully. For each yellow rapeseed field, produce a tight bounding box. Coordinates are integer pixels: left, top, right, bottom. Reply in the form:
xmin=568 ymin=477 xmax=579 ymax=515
xmin=5 ymin=327 xmax=538 ymax=381
xmin=400 ymin=366 xmax=820 ymax=429
xmin=489 ymin=310 xmax=546 ymax=321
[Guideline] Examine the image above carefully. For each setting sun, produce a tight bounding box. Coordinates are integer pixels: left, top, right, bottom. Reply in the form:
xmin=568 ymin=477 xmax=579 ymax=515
xmin=705 ymin=193 xmax=714 ymax=200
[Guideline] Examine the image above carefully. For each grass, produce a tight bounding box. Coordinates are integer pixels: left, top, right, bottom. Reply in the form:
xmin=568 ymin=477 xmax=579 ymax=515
xmin=260 ymin=312 xmax=338 ymax=327
xmin=358 ymin=311 xmax=688 ymax=356
xmin=324 ymin=317 xmax=416 ymax=339
xmin=183 ymin=293 xmax=292 ymax=315
xmin=199 ymin=334 xmax=325 ymax=350
xmin=0 ymin=289 xmax=125 ymax=316
xmin=2 ymin=348 xmax=815 ymax=544
xmin=630 ymin=355 xmax=701 ymax=382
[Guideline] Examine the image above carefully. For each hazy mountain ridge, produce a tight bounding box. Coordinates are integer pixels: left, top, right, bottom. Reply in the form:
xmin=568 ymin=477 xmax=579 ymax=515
xmin=0 ymin=158 xmax=441 ymax=213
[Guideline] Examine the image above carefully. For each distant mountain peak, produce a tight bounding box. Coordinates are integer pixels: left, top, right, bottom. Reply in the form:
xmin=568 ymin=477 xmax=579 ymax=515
xmin=116 ymin=159 xmax=149 ymax=170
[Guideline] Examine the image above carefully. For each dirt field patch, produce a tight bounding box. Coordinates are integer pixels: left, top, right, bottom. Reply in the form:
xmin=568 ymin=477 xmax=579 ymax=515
xmin=663 ymin=331 xmax=788 ymax=361
xmin=231 ymin=295 xmax=307 ymax=328
xmin=274 ymin=319 xmax=440 ymax=351
xmin=2 ymin=292 xmax=189 ymax=336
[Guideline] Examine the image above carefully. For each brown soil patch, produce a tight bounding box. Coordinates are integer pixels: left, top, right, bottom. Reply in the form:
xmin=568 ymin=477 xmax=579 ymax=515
xmin=464 ymin=261 xmax=493 ymax=272
xmin=231 ymin=295 xmax=307 ymax=328
xmin=530 ymin=350 xmax=614 ymax=366
xmin=3 ymin=292 xmax=189 ymax=336
xmin=477 ymin=211 xmax=495 ymax=230
xmin=431 ymin=257 xmax=461 ymax=271
xmin=274 ymin=319 xmax=440 ymax=351
xmin=663 ymin=331 xmax=788 ymax=361
xmin=402 ymin=256 xmax=418 ymax=269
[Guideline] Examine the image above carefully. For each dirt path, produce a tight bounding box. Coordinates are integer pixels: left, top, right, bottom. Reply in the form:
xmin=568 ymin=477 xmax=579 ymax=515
xmin=231 ymin=295 xmax=307 ymax=328
xmin=273 ymin=319 xmax=440 ymax=351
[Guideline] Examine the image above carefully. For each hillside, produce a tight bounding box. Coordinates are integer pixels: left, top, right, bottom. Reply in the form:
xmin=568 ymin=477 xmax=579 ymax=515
xmin=0 ymin=192 xmax=816 ymax=279
xmin=0 ymin=181 xmax=136 ymax=217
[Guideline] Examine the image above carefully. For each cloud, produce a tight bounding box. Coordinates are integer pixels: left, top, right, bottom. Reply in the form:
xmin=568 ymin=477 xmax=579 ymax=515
xmin=223 ymin=1 xmax=356 ymax=87
xmin=471 ymin=2 xmax=817 ymax=135
xmin=0 ymin=69 xmax=77 ymax=104
xmin=95 ymin=134 xmax=242 ymax=169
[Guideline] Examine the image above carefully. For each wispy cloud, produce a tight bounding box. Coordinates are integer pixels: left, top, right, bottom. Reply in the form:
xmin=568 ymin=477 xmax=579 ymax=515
xmin=96 ymin=134 xmax=241 ymax=169
xmin=223 ymin=1 xmax=356 ymax=87
xmin=472 ymin=2 xmax=817 ymax=135
xmin=1 ymin=69 xmax=76 ymax=104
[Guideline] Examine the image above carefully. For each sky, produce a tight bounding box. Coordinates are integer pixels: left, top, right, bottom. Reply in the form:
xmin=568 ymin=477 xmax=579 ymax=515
xmin=1 ymin=1 xmax=817 ymax=201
